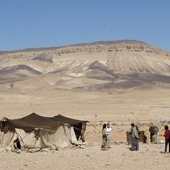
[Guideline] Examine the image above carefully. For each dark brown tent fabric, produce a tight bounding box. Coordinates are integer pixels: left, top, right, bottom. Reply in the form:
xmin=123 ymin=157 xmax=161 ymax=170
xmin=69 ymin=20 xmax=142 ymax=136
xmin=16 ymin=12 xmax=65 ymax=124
xmin=51 ymin=114 xmax=88 ymax=126
xmin=1 ymin=113 xmax=61 ymax=132
xmin=0 ymin=113 xmax=88 ymax=141
xmin=0 ymin=120 xmax=2 ymax=131
xmin=0 ymin=113 xmax=88 ymax=140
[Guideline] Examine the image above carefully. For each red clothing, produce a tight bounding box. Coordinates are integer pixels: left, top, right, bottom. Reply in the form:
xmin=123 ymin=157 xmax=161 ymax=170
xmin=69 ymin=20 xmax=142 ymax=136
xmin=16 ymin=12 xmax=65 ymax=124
xmin=163 ymin=130 xmax=170 ymax=139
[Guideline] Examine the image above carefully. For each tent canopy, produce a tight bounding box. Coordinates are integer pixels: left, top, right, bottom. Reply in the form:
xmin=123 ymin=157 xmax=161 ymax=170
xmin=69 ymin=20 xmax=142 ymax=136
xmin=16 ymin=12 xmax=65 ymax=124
xmin=0 ymin=113 xmax=88 ymax=152
xmin=51 ymin=114 xmax=88 ymax=126
xmin=1 ymin=113 xmax=88 ymax=132
xmin=1 ymin=113 xmax=62 ymax=132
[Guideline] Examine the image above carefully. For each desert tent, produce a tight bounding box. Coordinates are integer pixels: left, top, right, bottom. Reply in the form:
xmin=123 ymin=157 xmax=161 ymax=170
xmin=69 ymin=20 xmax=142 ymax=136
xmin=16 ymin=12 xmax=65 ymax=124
xmin=49 ymin=114 xmax=88 ymax=142
xmin=0 ymin=113 xmax=87 ymax=152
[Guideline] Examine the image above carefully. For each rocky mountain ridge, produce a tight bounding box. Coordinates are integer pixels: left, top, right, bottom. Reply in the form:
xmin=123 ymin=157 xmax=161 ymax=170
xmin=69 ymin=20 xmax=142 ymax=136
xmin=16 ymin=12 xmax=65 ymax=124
xmin=0 ymin=40 xmax=170 ymax=92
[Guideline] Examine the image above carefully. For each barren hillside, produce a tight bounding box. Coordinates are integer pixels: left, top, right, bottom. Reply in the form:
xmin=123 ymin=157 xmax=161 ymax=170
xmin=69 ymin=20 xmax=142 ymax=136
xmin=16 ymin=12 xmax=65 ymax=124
xmin=0 ymin=40 xmax=170 ymax=92
xmin=0 ymin=40 xmax=170 ymax=120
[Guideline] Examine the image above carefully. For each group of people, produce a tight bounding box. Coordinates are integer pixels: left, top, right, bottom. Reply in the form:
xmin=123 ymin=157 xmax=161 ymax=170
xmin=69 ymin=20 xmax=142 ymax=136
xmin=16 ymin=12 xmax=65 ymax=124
xmin=101 ymin=122 xmax=170 ymax=153
xmin=130 ymin=123 xmax=170 ymax=153
xmin=101 ymin=122 xmax=112 ymax=150
xmin=101 ymin=122 xmax=139 ymax=151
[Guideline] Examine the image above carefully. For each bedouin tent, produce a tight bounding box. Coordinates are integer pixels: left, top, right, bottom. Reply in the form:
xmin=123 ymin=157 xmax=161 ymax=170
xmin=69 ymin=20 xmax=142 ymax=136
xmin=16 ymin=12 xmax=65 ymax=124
xmin=49 ymin=114 xmax=88 ymax=142
xmin=0 ymin=113 xmax=88 ymax=153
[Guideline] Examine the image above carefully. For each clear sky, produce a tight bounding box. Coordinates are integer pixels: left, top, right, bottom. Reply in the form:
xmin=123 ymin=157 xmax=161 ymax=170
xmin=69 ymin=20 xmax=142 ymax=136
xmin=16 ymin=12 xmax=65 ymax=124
xmin=0 ymin=0 xmax=170 ymax=51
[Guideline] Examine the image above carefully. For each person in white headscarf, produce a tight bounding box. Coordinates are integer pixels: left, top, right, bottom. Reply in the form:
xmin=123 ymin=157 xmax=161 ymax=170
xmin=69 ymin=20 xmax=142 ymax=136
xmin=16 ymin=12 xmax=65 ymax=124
xmin=106 ymin=122 xmax=112 ymax=148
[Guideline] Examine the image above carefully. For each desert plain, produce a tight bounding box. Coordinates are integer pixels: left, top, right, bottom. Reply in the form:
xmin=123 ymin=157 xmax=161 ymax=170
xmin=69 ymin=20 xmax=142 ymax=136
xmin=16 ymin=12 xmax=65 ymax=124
xmin=0 ymin=87 xmax=170 ymax=170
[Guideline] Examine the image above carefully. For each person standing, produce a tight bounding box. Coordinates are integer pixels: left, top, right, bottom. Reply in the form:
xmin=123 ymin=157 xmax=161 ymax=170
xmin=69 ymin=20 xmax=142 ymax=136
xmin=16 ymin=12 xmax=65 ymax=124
xmin=101 ymin=123 xmax=108 ymax=150
xmin=130 ymin=123 xmax=139 ymax=151
xmin=135 ymin=123 xmax=140 ymax=150
xmin=106 ymin=122 xmax=112 ymax=148
xmin=163 ymin=125 xmax=170 ymax=153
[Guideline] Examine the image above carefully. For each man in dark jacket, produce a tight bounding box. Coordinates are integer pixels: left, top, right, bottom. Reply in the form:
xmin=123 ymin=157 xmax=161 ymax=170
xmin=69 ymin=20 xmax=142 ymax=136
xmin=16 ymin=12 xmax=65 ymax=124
xmin=130 ymin=123 xmax=139 ymax=151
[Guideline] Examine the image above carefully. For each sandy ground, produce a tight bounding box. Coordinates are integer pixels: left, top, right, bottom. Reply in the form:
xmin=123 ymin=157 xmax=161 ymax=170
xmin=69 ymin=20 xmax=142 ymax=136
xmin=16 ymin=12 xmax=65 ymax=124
xmin=0 ymin=141 xmax=169 ymax=170
xmin=0 ymin=88 xmax=170 ymax=170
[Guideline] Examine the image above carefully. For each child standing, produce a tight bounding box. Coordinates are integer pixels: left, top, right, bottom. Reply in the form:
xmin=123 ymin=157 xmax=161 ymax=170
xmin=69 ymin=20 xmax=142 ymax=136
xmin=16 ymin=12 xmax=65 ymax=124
xmin=163 ymin=125 xmax=170 ymax=153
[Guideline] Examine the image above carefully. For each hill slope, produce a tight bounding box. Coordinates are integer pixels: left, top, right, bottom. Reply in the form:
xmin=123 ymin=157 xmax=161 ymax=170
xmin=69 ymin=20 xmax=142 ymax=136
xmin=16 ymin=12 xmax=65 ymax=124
xmin=0 ymin=40 xmax=170 ymax=92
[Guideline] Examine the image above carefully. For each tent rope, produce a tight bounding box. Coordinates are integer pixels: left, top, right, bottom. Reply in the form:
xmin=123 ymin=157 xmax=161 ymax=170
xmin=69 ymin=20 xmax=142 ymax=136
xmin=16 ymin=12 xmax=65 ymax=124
xmin=72 ymin=126 xmax=82 ymax=131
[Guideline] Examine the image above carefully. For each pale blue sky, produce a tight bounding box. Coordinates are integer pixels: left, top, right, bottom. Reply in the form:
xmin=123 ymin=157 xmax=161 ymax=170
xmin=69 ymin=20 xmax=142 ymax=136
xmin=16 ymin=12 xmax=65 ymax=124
xmin=0 ymin=0 xmax=170 ymax=51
